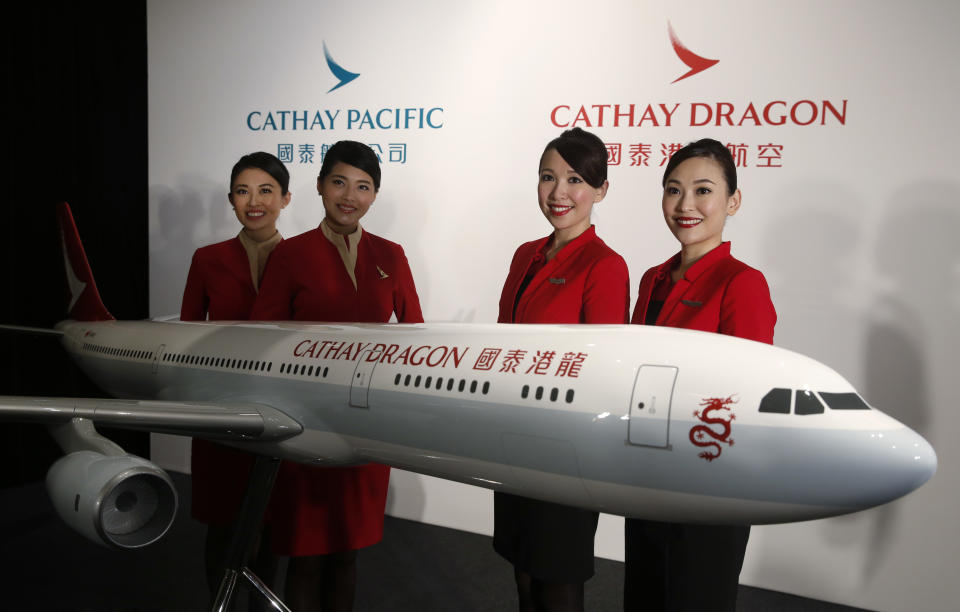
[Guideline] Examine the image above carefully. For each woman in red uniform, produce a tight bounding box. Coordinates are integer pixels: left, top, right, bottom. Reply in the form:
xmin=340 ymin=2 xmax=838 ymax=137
xmin=251 ymin=140 xmax=422 ymax=611
xmin=495 ymin=128 xmax=629 ymax=612
xmin=180 ymin=151 xmax=290 ymax=589
xmin=623 ymin=138 xmax=776 ymax=611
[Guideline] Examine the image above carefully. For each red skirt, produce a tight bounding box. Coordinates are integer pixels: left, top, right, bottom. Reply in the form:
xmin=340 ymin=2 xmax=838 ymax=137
xmin=190 ymin=439 xmax=254 ymax=524
xmin=267 ymin=460 xmax=390 ymax=556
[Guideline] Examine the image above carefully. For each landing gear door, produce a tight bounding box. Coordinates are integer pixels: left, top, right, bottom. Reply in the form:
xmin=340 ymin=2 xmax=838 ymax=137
xmin=349 ymin=349 xmax=377 ymax=408
xmin=628 ymin=365 xmax=677 ymax=448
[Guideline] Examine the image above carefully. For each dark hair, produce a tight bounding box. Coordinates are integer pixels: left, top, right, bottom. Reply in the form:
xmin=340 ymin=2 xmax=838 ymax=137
xmin=318 ymin=140 xmax=382 ymax=191
xmin=541 ymin=128 xmax=608 ymax=188
xmin=662 ymin=138 xmax=737 ymax=195
xmin=230 ymin=151 xmax=290 ymax=195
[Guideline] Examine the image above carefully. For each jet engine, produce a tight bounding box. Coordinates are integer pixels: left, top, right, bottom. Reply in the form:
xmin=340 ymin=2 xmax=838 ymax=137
xmin=45 ymin=450 xmax=177 ymax=549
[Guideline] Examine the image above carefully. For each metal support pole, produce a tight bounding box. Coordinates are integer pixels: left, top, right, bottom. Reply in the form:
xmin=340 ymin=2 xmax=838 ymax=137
xmin=211 ymin=455 xmax=290 ymax=612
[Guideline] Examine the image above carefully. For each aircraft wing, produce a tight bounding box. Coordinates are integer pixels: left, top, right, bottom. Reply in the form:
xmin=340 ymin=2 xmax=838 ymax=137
xmin=0 ymin=396 xmax=302 ymax=441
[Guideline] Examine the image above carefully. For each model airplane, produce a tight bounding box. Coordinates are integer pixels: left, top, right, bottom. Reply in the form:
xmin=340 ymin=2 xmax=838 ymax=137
xmin=0 ymin=204 xmax=937 ymax=553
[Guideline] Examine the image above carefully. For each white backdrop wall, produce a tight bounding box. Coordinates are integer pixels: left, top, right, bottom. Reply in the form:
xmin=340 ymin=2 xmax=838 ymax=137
xmin=147 ymin=1 xmax=959 ymax=610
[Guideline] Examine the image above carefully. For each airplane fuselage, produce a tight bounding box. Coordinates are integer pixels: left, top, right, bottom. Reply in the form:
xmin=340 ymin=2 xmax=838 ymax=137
xmin=56 ymin=318 xmax=936 ymax=525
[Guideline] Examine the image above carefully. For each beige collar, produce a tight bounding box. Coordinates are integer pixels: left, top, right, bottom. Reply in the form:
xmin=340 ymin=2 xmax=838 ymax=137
xmin=237 ymin=229 xmax=282 ymax=291
xmin=319 ymin=219 xmax=362 ymax=289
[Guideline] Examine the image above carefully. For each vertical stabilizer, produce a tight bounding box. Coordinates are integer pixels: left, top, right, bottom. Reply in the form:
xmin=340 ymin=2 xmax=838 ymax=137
xmin=57 ymin=203 xmax=114 ymax=321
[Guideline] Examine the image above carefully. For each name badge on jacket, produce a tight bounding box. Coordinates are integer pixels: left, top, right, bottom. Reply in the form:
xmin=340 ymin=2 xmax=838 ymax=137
xmin=549 ymin=278 xmax=565 ymax=285
xmin=681 ymin=299 xmax=702 ymax=307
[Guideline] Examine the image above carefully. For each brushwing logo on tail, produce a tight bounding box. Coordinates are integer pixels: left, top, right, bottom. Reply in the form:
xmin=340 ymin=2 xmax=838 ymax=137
xmin=668 ymin=22 xmax=719 ymax=83
xmin=60 ymin=228 xmax=87 ymax=312
xmin=324 ymin=42 xmax=360 ymax=93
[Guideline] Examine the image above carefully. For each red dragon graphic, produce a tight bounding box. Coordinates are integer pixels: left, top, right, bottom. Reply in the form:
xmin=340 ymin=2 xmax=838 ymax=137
xmin=689 ymin=396 xmax=737 ymax=462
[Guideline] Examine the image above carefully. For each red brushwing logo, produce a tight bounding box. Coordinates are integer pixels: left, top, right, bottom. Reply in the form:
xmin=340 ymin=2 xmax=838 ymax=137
xmin=689 ymin=396 xmax=736 ymax=461
xmin=669 ymin=22 xmax=719 ymax=83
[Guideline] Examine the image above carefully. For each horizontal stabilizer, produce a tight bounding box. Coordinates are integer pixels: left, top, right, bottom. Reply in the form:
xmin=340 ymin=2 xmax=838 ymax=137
xmin=0 ymin=324 xmax=63 ymax=337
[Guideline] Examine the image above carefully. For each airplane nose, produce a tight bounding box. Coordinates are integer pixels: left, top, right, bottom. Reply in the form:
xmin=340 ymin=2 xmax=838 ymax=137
xmin=859 ymin=425 xmax=937 ymax=507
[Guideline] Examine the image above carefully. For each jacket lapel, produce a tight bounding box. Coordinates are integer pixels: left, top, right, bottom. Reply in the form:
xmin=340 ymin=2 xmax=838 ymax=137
xmin=223 ymin=238 xmax=255 ymax=293
xmin=655 ymin=243 xmax=730 ymax=324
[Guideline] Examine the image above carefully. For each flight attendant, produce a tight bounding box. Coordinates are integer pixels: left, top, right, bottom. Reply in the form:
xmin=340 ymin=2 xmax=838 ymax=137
xmin=180 ymin=151 xmax=291 ymax=590
xmin=495 ymin=128 xmax=629 ymax=612
xmin=251 ymin=140 xmax=423 ymax=612
xmin=623 ymin=138 xmax=776 ymax=611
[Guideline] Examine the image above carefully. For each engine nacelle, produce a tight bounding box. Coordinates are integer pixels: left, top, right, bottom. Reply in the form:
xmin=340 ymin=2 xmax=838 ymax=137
xmin=46 ymin=451 xmax=177 ymax=549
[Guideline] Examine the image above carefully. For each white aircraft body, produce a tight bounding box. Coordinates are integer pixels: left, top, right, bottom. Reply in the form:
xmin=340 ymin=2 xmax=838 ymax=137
xmin=0 ymin=204 xmax=937 ymax=552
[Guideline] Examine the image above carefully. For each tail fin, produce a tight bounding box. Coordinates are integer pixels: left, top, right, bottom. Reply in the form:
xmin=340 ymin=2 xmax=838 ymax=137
xmin=57 ymin=203 xmax=114 ymax=321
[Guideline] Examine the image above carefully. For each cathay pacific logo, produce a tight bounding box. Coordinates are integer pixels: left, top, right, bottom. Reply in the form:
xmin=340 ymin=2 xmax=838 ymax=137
xmin=668 ymin=22 xmax=718 ymax=83
xmin=324 ymin=41 xmax=360 ymax=93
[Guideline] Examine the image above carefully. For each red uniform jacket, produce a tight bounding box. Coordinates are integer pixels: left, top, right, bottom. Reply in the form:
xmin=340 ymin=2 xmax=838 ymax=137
xmin=499 ymin=226 xmax=630 ymax=324
xmin=631 ymin=242 xmax=776 ymax=344
xmin=181 ymin=238 xmax=257 ymax=321
xmin=251 ymin=226 xmax=423 ymax=556
xmin=181 ymin=236 xmax=272 ymax=523
xmin=251 ymin=227 xmax=423 ymax=324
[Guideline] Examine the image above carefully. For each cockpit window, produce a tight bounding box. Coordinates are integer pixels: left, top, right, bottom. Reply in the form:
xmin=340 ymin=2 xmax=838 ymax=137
xmin=819 ymin=392 xmax=871 ymax=410
xmin=759 ymin=388 xmax=791 ymax=413
xmin=795 ymin=390 xmax=824 ymax=415
xmin=759 ymin=388 xmax=869 ymax=415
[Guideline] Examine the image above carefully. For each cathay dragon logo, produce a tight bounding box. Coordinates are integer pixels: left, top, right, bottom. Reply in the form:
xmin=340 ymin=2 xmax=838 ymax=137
xmin=668 ymin=22 xmax=719 ymax=83
xmin=324 ymin=41 xmax=360 ymax=93
xmin=689 ymin=396 xmax=736 ymax=462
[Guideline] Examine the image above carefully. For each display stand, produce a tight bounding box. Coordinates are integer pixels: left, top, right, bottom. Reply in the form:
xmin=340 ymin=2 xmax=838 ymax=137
xmin=211 ymin=455 xmax=290 ymax=612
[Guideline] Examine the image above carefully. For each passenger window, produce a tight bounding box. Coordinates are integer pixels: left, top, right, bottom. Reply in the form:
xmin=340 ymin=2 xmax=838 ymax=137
xmin=436 ymin=377 xmax=443 ymax=390
xmin=458 ymin=379 xmax=465 ymax=392
xmin=795 ymin=390 xmax=824 ymax=415
xmin=535 ymin=386 xmax=543 ymax=400
xmin=482 ymin=381 xmax=490 ymax=395
xmin=394 ymin=373 xmax=401 ymax=385
xmin=404 ymin=374 xmax=411 ymax=386
xmin=819 ymin=392 xmax=871 ymax=410
xmin=415 ymin=375 xmax=421 ymax=387
xmin=447 ymin=379 xmax=454 ymax=391
xmin=565 ymin=389 xmax=574 ymax=403
xmin=759 ymin=388 xmax=791 ymax=414
xmin=425 ymin=376 xmax=432 ymax=388
xmin=521 ymin=384 xmax=529 ymax=399
xmin=550 ymin=388 xmax=558 ymax=402
xmin=470 ymin=381 xmax=477 ymax=393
